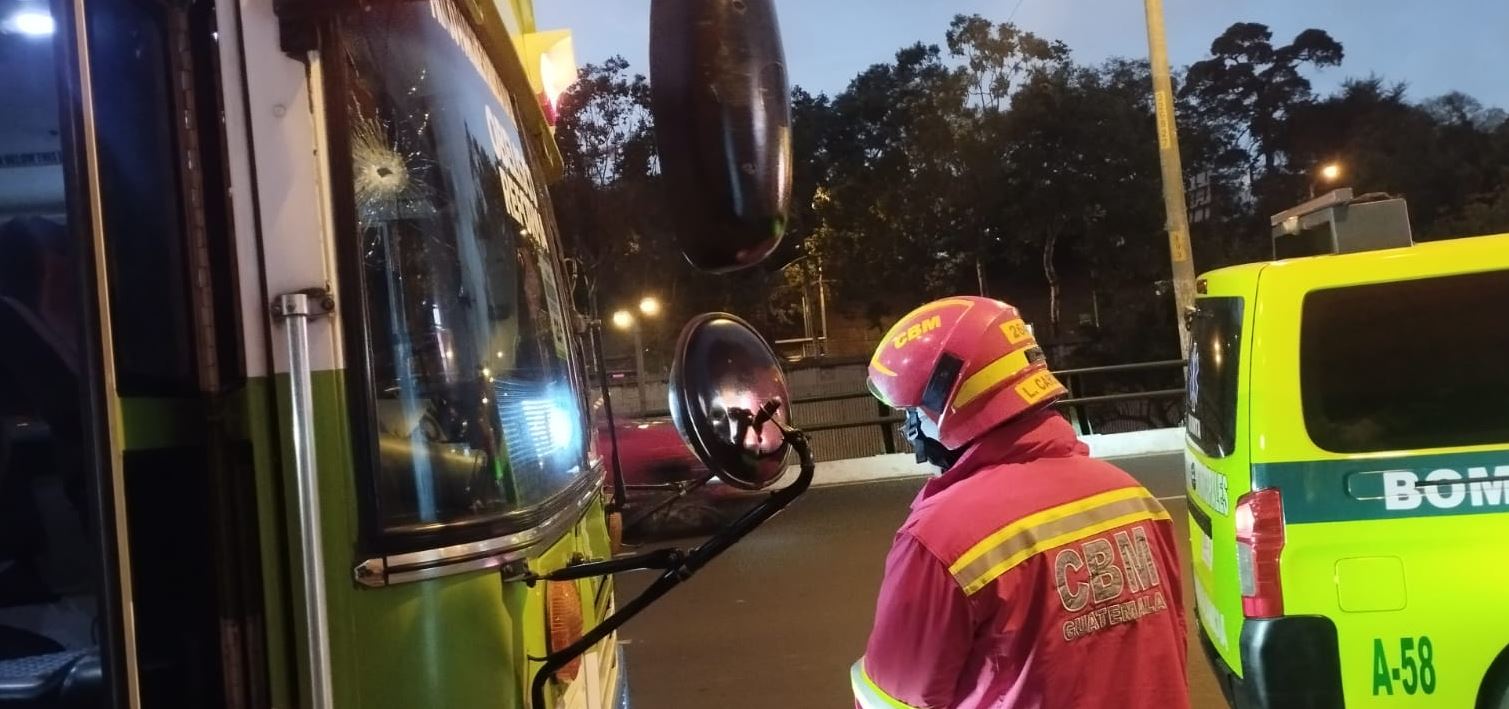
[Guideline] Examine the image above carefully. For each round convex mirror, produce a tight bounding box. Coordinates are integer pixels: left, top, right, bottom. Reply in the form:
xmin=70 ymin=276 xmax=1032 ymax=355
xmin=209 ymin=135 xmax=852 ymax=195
xmin=668 ymin=313 xmax=790 ymax=490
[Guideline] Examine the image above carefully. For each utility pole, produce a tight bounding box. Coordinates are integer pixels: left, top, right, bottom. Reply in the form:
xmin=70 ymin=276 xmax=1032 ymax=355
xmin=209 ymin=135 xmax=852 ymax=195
xmin=816 ymin=262 xmax=830 ymax=356
xmin=1143 ymin=0 xmax=1197 ymax=353
xmin=631 ymin=322 xmax=646 ymax=414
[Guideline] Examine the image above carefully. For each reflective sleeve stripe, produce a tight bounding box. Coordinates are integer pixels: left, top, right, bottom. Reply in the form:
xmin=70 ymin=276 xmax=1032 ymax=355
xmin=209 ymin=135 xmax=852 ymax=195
xmin=949 ymin=487 xmax=1170 ymax=595
xmin=851 ymin=660 xmax=925 ymax=709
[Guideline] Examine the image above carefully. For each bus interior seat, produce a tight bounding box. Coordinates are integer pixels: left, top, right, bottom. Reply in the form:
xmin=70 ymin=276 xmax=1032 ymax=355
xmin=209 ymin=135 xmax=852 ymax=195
xmin=0 ymin=647 xmax=98 ymax=708
xmin=0 ymin=233 xmax=100 ymax=707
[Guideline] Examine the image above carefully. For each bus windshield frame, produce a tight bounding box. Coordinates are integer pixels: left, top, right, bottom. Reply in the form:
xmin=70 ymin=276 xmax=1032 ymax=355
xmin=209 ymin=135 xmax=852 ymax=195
xmin=322 ymin=0 xmax=597 ymax=558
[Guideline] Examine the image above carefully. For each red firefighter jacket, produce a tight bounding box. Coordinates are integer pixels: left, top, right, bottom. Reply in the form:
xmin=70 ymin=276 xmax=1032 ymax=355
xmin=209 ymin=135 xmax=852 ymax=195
xmin=852 ymin=410 xmax=1189 ymax=709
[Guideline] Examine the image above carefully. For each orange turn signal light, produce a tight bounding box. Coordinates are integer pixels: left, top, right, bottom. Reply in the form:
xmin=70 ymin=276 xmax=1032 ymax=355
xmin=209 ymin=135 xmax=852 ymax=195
xmin=546 ymin=581 xmax=585 ymax=683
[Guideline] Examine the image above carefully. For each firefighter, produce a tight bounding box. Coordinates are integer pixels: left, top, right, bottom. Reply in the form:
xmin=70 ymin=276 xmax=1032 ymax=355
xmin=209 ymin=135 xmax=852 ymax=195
xmin=852 ymin=296 xmax=1189 ymax=709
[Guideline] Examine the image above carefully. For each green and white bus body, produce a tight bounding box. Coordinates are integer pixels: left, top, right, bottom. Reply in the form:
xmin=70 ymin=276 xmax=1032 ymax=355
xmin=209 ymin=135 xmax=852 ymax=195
xmin=0 ymin=0 xmax=621 ymax=706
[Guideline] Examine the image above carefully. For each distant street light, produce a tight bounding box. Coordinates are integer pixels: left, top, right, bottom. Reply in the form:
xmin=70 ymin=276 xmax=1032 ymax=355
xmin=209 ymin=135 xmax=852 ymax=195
xmin=1311 ymin=162 xmax=1344 ymax=198
xmin=613 ymin=297 xmax=661 ymax=412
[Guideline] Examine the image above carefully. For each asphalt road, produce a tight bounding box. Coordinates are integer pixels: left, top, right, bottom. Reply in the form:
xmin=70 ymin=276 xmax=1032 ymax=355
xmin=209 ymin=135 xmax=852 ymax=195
xmin=617 ymin=452 xmax=1227 ymax=708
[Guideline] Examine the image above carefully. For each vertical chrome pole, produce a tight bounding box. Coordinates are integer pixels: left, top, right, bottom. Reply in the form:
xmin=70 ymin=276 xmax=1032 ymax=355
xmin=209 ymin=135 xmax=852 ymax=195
xmin=273 ymin=291 xmax=334 ymax=709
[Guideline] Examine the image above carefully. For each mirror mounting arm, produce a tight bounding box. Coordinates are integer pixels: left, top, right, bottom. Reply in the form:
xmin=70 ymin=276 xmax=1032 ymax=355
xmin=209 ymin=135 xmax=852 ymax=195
xmin=622 ymin=475 xmax=715 ymax=533
xmin=529 ymin=426 xmax=816 ymax=708
xmin=513 ymin=547 xmax=686 ymax=585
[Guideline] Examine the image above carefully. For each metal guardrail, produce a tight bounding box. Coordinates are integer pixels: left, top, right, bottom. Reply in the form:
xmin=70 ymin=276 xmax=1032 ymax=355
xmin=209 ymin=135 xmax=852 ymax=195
xmin=1053 ymin=359 xmax=1185 ymax=376
xmin=630 ymin=360 xmax=1187 ymax=459
xmin=800 ymin=389 xmax=1186 ymax=433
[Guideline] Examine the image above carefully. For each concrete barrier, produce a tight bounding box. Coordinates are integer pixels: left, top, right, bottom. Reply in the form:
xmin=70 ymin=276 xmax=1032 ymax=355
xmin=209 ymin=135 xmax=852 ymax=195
xmin=776 ymin=427 xmax=1187 ymax=488
xmin=629 ymin=427 xmax=1188 ymax=541
xmin=1079 ymin=427 xmax=1187 ymax=460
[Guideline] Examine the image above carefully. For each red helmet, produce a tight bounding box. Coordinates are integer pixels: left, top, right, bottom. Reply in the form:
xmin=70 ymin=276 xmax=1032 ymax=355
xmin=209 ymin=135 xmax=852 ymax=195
xmin=868 ymin=296 xmax=1066 ymax=450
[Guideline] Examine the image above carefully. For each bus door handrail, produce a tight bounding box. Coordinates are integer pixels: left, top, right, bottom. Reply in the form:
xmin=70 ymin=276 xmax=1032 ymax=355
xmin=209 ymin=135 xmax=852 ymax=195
xmin=272 ymin=289 xmax=336 ymax=709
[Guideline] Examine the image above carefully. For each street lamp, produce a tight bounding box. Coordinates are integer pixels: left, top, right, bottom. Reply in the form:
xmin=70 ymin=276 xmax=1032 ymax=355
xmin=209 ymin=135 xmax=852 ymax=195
xmin=1311 ymin=161 xmax=1343 ymax=198
xmin=612 ymin=299 xmax=660 ymax=413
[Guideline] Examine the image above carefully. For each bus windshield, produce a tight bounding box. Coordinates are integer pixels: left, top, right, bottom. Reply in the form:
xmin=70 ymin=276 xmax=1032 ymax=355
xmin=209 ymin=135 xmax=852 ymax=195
xmin=336 ymin=0 xmax=587 ymax=536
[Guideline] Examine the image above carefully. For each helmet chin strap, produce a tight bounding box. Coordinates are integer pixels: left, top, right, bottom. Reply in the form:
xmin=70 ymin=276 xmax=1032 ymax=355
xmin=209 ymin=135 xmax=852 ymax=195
xmin=904 ymin=409 xmax=961 ymax=471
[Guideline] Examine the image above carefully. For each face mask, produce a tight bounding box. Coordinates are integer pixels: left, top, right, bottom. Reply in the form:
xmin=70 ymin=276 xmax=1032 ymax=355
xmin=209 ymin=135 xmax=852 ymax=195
xmin=905 ymin=409 xmax=960 ymax=471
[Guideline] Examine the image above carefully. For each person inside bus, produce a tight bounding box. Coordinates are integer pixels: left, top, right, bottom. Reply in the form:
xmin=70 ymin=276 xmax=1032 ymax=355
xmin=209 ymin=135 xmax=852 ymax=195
xmin=0 ymin=216 xmax=80 ymax=365
xmin=0 ymin=215 xmax=93 ymax=660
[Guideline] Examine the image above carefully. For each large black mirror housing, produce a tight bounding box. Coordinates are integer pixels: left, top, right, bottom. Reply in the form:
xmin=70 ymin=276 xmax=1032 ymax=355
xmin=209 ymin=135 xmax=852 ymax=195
xmin=650 ymin=0 xmax=792 ymax=273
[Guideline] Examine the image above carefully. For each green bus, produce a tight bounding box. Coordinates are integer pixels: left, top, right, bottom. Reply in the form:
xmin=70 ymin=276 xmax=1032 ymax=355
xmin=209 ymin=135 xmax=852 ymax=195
xmin=0 ymin=0 xmax=800 ymax=707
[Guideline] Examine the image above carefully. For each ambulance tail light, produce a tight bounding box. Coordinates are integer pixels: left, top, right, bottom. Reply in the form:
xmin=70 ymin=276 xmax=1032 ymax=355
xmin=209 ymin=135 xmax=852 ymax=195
xmin=1234 ymin=488 xmax=1285 ymax=618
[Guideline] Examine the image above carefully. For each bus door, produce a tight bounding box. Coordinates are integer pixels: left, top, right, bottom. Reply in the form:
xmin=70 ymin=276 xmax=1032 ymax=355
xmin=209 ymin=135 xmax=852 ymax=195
xmin=0 ymin=0 xmax=262 ymax=706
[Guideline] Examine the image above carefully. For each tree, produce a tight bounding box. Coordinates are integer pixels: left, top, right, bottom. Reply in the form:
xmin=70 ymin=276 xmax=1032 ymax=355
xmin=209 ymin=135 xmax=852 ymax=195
xmin=555 ymin=17 xmax=1509 ymax=372
xmin=813 ymin=43 xmax=975 ymax=322
xmin=1283 ymin=79 xmax=1509 ymax=239
xmin=553 ymin=58 xmax=818 ymax=365
xmin=1423 ymin=91 xmax=1509 ymax=132
xmin=552 ymin=58 xmax=659 ymax=318
xmin=945 ymin=13 xmax=1068 ymax=112
xmin=809 ymin=20 xmax=1074 ymax=319
xmin=1182 ymin=23 xmax=1343 ymax=178
xmin=998 ymin=60 xmax=1167 ymax=342
xmin=945 ymin=14 xmax=1070 ymax=295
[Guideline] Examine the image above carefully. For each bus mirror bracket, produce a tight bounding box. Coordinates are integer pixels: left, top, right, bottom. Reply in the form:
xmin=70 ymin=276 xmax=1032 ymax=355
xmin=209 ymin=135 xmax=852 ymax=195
xmin=526 ymin=420 xmax=815 ymax=708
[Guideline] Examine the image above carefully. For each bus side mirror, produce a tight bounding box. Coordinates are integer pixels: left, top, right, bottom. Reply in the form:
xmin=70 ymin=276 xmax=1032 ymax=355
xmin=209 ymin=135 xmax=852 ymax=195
xmin=667 ymin=312 xmax=790 ymax=489
xmin=649 ymin=0 xmax=792 ymax=273
xmin=526 ymin=312 xmax=814 ymax=709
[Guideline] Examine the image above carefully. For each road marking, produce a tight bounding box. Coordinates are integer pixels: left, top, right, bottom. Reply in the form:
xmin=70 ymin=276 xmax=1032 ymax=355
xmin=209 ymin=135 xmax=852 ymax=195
xmin=1156 ymin=494 xmax=1187 ymax=502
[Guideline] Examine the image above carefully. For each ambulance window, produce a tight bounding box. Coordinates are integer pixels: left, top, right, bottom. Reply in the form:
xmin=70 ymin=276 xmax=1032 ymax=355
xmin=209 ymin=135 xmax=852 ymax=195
xmin=1301 ymin=269 xmax=1509 ymax=453
xmin=1187 ymin=297 xmax=1242 ymax=458
xmin=334 ymin=1 xmax=589 ymax=540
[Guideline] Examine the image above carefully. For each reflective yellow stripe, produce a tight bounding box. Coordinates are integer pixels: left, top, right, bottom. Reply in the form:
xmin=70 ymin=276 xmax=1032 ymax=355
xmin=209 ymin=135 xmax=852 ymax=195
xmin=950 ymin=488 xmax=1143 ymax=573
xmin=851 ymin=660 xmax=924 ymax=709
xmin=948 ymin=488 xmax=1169 ymax=595
xmin=950 ymin=348 xmax=1031 ymax=410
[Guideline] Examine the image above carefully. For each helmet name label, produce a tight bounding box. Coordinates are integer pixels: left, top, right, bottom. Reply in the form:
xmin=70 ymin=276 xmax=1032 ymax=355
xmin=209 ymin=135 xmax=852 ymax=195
xmin=891 ymin=315 xmax=942 ymax=349
xmin=1015 ymin=372 xmax=1061 ymax=406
